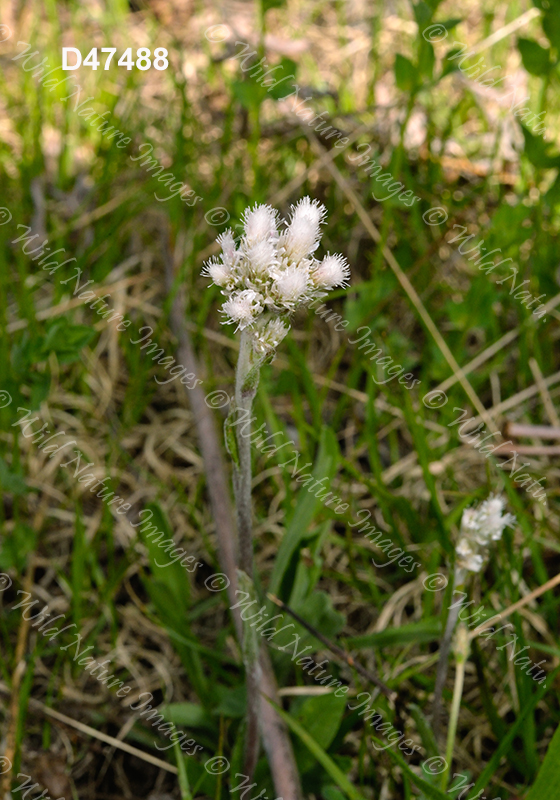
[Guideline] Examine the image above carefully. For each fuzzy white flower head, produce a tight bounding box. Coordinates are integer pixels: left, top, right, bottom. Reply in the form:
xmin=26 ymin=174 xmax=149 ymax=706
xmin=283 ymin=197 xmax=327 ymax=259
xmin=313 ymin=253 xmax=350 ymax=289
xmin=221 ymin=290 xmax=264 ymax=330
xmin=479 ymin=496 xmax=516 ymax=541
xmin=244 ymin=239 xmax=278 ymax=276
xmin=202 ymin=258 xmax=232 ymax=287
xmin=462 ymin=494 xmax=516 ymax=546
xmin=273 ymin=267 xmax=311 ymax=306
xmin=455 ymin=494 xmax=515 ymax=575
xmin=456 ymin=538 xmax=484 ymax=573
xmin=217 ymin=230 xmax=238 ymax=267
xmin=203 ymin=198 xmax=350 ymax=350
xmin=243 ymin=204 xmax=279 ymax=245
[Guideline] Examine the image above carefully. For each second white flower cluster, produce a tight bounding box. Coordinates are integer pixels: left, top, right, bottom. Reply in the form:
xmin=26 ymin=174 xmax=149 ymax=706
xmin=456 ymin=495 xmax=516 ymax=576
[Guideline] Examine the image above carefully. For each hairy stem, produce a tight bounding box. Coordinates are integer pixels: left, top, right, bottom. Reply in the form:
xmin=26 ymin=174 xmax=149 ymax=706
xmin=441 ymin=626 xmax=469 ymax=790
xmin=238 ymin=570 xmax=262 ymax=779
xmin=432 ymin=570 xmax=463 ymax=740
xmin=234 ymin=330 xmax=257 ymax=577
xmin=234 ymin=332 xmax=260 ymax=775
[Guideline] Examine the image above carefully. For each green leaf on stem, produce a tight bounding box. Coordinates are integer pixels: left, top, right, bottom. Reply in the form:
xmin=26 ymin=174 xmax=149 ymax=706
xmin=224 ymin=409 xmax=241 ymax=469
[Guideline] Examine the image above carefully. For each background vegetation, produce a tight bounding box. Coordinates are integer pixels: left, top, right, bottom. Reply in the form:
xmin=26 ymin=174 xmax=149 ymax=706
xmin=1 ymin=0 xmax=559 ymax=798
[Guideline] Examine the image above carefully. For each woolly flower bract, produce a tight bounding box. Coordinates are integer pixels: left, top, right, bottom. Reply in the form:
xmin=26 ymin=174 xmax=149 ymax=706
xmin=203 ymin=198 xmax=349 ymax=353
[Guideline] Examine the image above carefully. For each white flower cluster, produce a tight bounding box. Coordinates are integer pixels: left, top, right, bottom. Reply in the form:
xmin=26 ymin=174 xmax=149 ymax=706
xmin=456 ymin=495 xmax=515 ymax=574
xmin=202 ymin=198 xmax=350 ymax=355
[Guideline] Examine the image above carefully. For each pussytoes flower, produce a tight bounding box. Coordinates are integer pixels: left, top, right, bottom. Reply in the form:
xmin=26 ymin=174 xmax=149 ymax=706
xmin=273 ymin=267 xmax=311 ymax=308
xmin=217 ymin=230 xmax=238 ymax=267
xmin=281 ymin=197 xmax=327 ymax=259
xmin=202 ymin=197 xmax=350 ymax=354
xmin=242 ymin=204 xmax=279 ymax=245
xmin=456 ymin=495 xmax=515 ymax=576
xmin=312 ymin=253 xmax=351 ymax=289
xmin=455 ymin=538 xmax=484 ymax=574
xmin=202 ymin=258 xmax=231 ymax=287
xmin=221 ymin=290 xmax=264 ymax=328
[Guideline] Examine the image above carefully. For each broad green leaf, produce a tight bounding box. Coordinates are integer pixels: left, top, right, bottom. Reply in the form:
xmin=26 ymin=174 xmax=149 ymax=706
xmin=270 ymin=701 xmax=369 ymax=800
xmin=517 ymin=37 xmax=551 ymax=75
xmin=295 ymin=693 xmax=347 ymax=751
xmin=521 ymin=125 xmax=560 ymax=169
xmin=0 ymin=456 xmax=28 ymax=496
xmin=267 ymin=58 xmax=298 ymax=99
xmin=545 ymin=171 xmax=560 ymax=204
xmin=413 ymin=2 xmax=433 ymax=27
xmin=212 ymin=684 xmax=247 ymax=718
xmin=160 ymin=702 xmax=217 ymax=732
xmin=0 ymin=522 xmax=36 ymax=571
xmin=294 ymin=693 xmax=348 ymax=774
xmin=292 ymin=590 xmax=345 ymax=642
xmin=231 ymin=79 xmax=267 ymax=111
xmin=543 ymin=10 xmax=560 ymax=51
xmin=41 ymin=320 xmax=96 ymax=364
xmin=419 ymin=40 xmax=435 ymax=79
xmin=289 ymin=520 xmax=332 ymax=605
xmin=263 ymin=0 xmax=286 ymax=11
xmin=322 ymin=788 xmax=346 ymax=800
xmin=139 ymin=502 xmax=191 ymax=611
xmin=395 ymin=54 xmax=416 ymax=92
xmin=29 ymin=372 xmax=51 ymax=407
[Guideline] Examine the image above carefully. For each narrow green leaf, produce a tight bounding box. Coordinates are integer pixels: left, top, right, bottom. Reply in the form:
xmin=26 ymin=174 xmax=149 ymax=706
xmin=138 ymin=503 xmax=208 ymax=700
xmin=173 ymin=738 xmax=193 ymax=800
xmin=346 ymin=619 xmax=442 ymax=648
xmin=403 ymin=396 xmax=450 ymax=555
xmin=525 ymin=723 xmax=560 ymax=800
xmin=268 ymin=426 xmax=339 ymax=600
xmin=224 ymin=410 xmax=241 ymax=469
xmin=379 ymin=741 xmax=450 ymax=800
xmin=471 ymin=666 xmax=560 ymax=797
xmin=71 ymin=505 xmax=87 ymax=627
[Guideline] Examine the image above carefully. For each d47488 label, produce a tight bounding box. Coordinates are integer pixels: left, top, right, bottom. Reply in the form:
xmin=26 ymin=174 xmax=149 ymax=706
xmin=62 ymin=47 xmax=168 ymax=70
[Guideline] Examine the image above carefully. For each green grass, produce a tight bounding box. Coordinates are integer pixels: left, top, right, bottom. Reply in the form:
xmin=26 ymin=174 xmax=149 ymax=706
xmin=0 ymin=0 xmax=559 ymax=798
